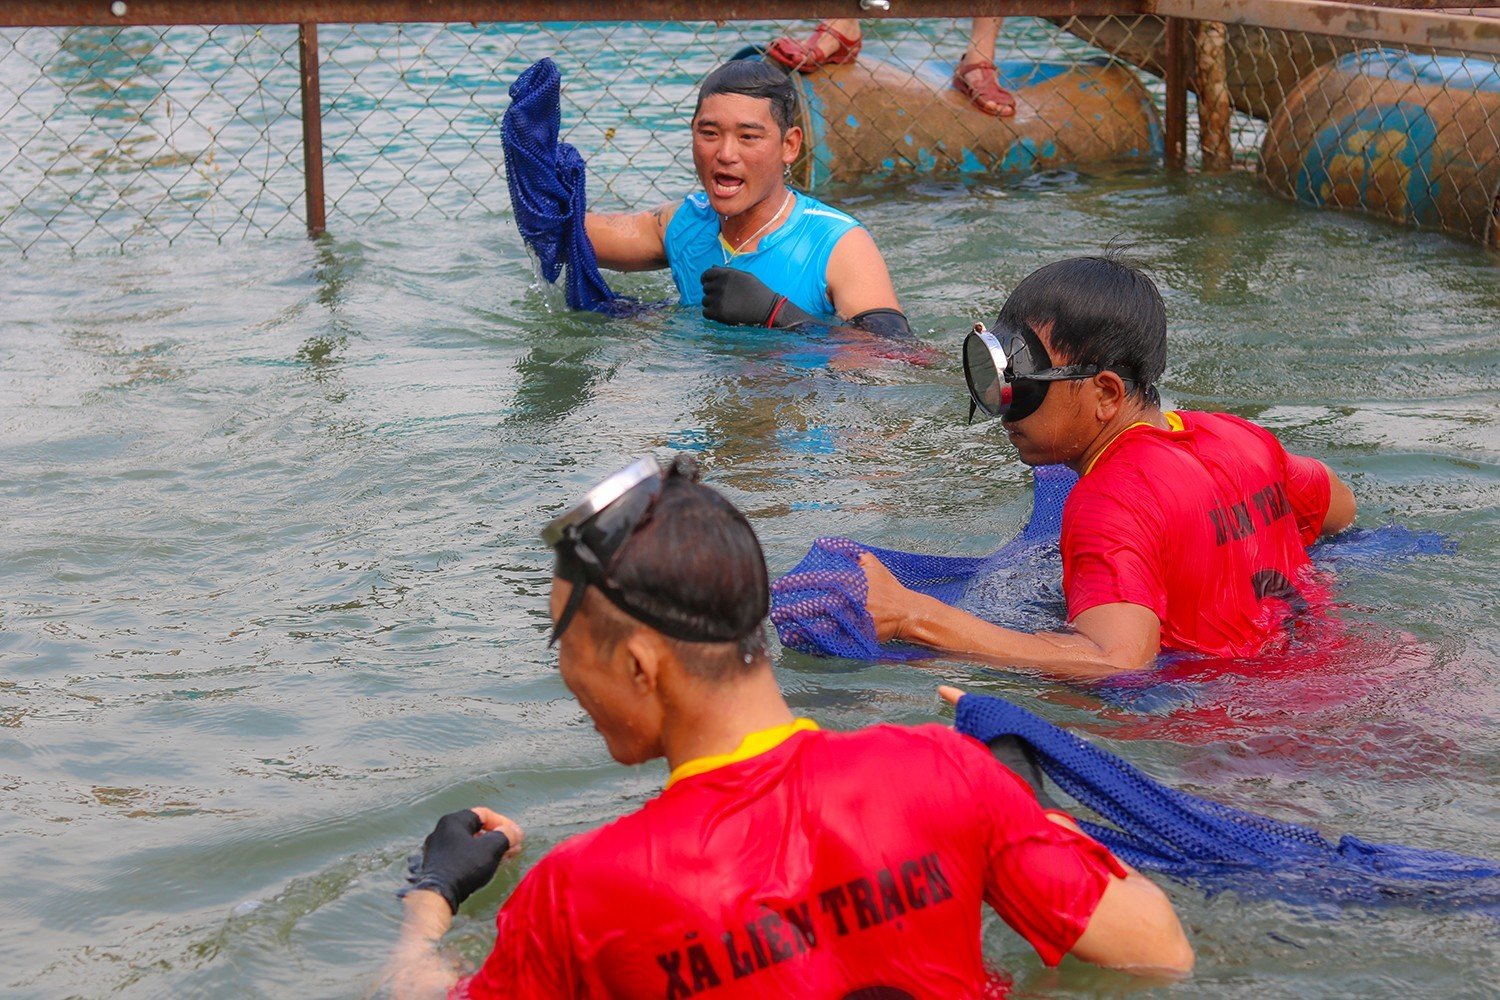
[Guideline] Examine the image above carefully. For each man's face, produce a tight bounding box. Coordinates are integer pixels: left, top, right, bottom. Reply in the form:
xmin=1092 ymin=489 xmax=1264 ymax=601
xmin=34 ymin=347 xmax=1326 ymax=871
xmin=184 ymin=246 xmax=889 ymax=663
xmin=691 ymin=93 xmax=802 ymax=218
xmin=549 ymin=578 xmax=662 ymax=765
xmin=999 ymin=324 xmax=1107 ymax=467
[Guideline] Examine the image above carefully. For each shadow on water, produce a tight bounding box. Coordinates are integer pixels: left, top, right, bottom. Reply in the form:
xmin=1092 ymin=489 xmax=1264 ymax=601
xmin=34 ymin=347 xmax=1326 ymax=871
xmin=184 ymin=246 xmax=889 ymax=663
xmin=505 ymin=340 xmax=616 ymax=427
xmin=295 ymin=239 xmax=358 ymax=379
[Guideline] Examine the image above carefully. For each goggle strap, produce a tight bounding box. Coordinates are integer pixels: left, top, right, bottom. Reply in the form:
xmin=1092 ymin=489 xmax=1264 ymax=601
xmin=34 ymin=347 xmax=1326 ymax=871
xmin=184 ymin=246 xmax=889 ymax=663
xmin=548 ymin=572 xmax=591 ymax=646
xmin=553 ymin=534 xmax=749 ymax=646
xmin=549 ymin=524 xmax=608 ymax=646
xmin=592 ymin=578 xmax=747 ymax=644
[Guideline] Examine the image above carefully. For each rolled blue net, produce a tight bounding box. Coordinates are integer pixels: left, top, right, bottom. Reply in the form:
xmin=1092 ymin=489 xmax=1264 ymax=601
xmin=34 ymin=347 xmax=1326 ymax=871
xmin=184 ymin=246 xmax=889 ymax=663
xmin=955 ymin=692 xmax=1500 ymax=910
xmin=502 ymin=58 xmax=637 ymax=315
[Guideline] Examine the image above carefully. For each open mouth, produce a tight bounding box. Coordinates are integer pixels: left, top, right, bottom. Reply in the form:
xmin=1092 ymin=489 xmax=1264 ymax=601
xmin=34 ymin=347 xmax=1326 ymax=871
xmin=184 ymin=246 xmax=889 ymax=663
xmin=711 ymin=172 xmax=745 ymax=198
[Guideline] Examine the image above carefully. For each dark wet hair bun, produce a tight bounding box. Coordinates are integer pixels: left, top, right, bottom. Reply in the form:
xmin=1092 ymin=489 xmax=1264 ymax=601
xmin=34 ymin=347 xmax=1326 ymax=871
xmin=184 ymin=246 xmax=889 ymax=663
xmin=695 ymin=59 xmax=799 ymax=134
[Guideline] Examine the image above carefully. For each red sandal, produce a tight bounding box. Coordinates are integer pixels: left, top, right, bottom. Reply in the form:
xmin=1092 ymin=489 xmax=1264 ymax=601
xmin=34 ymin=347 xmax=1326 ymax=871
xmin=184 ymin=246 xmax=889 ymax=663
xmin=952 ymin=59 xmax=1017 ymax=118
xmin=767 ymin=22 xmax=862 ymax=74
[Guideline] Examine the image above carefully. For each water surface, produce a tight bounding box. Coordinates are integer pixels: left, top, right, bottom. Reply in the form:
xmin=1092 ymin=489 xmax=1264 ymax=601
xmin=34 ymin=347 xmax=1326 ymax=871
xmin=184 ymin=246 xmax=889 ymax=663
xmin=2 ymin=20 xmax=1498 ymax=1000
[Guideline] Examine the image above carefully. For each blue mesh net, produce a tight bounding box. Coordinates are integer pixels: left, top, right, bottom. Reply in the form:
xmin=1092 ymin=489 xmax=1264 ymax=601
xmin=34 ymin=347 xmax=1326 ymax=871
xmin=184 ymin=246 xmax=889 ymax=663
xmin=955 ymin=693 xmax=1500 ymax=910
xmin=771 ymin=463 xmax=1452 ymax=663
xmin=501 ymin=59 xmax=637 ymax=316
xmin=771 ymin=464 xmax=1077 ymax=661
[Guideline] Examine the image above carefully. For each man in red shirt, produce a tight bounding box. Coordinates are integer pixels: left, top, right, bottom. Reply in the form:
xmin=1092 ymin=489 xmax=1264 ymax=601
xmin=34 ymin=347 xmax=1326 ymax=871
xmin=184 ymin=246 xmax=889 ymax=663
xmin=859 ymin=256 xmax=1357 ymax=676
xmin=385 ymin=457 xmax=1192 ymax=998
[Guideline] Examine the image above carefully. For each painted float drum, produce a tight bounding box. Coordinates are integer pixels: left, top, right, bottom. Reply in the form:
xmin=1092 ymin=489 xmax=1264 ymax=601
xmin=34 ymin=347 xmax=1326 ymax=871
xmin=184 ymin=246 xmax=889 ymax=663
xmin=1262 ymin=50 xmax=1500 ymax=246
xmin=787 ymin=57 xmax=1161 ymax=186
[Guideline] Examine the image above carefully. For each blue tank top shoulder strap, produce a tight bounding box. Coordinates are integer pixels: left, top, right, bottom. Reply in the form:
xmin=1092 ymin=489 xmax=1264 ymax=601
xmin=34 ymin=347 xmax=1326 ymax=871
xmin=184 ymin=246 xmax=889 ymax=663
xmin=663 ymin=191 xmax=862 ymax=318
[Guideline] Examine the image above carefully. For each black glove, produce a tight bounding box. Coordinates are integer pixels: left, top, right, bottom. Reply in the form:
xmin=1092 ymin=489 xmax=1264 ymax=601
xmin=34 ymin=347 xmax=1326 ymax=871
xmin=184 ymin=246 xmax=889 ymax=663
xmin=701 ymin=267 xmax=815 ymax=329
xmin=848 ymin=307 xmax=913 ymax=338
xmin=988 ymin=735 xmax=1061 ymax=810
xmin=399 ymin=809 xmax=511 ymax=914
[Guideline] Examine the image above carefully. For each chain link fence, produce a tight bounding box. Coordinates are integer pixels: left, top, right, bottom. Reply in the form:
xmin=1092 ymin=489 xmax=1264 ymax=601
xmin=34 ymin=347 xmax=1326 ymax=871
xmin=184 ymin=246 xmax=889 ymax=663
xmin=2 ymin=4 xmax=1498 ymax=252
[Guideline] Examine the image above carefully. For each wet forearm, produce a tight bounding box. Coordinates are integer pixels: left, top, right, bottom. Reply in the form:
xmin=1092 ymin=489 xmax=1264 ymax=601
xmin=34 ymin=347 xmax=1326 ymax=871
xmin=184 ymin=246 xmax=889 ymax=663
xmin=897 ymin=594 xmax=1149 ymax=678
xmin=386 ymin=891 xmax=461 ymax=1000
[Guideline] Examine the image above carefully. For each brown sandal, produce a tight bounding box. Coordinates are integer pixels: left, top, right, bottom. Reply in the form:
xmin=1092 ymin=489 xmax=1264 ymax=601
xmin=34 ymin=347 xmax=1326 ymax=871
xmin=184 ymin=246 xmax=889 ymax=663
xmin=767 ymin=22 xmax=862 ymax=74
xmin=952 ymin=59 xmax=1017 ymax=118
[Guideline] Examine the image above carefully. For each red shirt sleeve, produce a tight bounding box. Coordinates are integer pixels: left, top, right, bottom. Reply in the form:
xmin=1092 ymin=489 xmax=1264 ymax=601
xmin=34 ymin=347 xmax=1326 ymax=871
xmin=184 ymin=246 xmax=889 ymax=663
xmin=451 ymin=854 xmax=579 ymax=1000
xmin=956 ymin=735 xmax=1127 ymax=966
xmin=1284 ymin=453 xmax=1331 ymax=545
xmin=1061 ymin=476 xmax=1170 ymax=623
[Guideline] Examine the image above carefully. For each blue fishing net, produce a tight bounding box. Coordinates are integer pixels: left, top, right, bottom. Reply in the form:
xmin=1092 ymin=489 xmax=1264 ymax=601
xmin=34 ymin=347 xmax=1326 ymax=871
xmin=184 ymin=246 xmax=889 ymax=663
xmin=501 ymin=59 xmax=636 ymax=316
xmin=771 ymin=463 xmax=1451 ymax=662
xmin=955 ymin=693 xmax=1500 ymax=910
xmin=771 ymin=464 xmax=1077 ymax=661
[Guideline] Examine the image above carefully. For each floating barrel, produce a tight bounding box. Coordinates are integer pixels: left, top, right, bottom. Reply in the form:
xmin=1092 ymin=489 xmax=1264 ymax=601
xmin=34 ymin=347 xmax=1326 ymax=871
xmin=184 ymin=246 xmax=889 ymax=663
xmin=1057 ymin=16 xmax=1361 ymax=121
xmin=787 ymin=57 xmax=1161 ymax=186
xmin=1262 ymin=50 xmax=1500 ymax=247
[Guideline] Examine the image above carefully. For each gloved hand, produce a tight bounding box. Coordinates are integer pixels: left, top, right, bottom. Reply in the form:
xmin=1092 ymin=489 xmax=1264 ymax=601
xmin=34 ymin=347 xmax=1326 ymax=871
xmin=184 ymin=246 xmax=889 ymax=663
xmin=400 ymin=809 xmax=515 ymax=914
xmin=702 ymin=267 xmax=815 ymax=329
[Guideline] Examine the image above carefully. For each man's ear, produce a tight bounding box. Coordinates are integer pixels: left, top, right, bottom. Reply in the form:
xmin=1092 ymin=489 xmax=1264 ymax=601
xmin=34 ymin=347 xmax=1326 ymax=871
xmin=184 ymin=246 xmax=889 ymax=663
xmin=782 ymin=124 xmax=803 ymax=164
xmin=621 ymin=629 xmax=669 ymax=696
xmin=1093 ymin=370 xmax=1131 ymax=420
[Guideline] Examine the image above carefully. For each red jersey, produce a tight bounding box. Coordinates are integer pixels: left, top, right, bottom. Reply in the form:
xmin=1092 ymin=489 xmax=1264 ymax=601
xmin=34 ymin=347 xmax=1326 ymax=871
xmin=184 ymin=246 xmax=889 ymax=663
xmin=1062 ymin=410 xmax=1332 ymax=658
xmin=453 ymin=723 xmax=1125 ymax=1000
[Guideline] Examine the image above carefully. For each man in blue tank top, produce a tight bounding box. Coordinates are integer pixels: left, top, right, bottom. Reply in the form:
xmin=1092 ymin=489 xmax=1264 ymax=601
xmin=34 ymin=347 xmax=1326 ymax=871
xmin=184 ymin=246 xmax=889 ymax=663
xmin=584 ymin=61 xmax=912 ymax=336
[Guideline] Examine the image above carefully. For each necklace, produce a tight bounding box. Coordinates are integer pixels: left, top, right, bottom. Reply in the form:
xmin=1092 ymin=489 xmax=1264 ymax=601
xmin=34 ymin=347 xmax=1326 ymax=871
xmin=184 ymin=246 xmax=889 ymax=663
xmin=719 ymin=190 xmax=794 ymax=264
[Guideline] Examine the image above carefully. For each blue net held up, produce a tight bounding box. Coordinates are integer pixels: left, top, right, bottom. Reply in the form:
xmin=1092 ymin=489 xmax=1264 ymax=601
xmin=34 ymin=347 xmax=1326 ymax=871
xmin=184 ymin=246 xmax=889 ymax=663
xmin=502 ymin=59 xmax=638 ymax=316
xmin=955 ymin=693 xmax=1500 ymax=910
xmin=771 ymin=463 xmax=1451 ymax=663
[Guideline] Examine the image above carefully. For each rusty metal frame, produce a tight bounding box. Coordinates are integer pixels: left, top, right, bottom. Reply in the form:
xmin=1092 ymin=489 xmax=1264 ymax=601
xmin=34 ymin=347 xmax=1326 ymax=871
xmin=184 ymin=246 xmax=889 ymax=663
xmin=0 ymin=1 xmax=1150 ymax=28
xmin=1164 ymin=17 xmax=1189 ymax=170
xmin=1149 ymin=1 xmax=1500 ymax=57
xmin=298 ymin=22 xmax=326 ymax=237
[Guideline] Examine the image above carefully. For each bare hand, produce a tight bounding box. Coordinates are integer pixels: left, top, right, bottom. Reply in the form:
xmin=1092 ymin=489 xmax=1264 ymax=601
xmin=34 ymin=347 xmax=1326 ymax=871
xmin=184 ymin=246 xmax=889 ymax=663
xmin=857 ymin=552 xmax=916 ymax=642
xmin=937 ymin=685 xmax=966 ymax=707
xmin=471 ymin=806 xmax=526 ymax=860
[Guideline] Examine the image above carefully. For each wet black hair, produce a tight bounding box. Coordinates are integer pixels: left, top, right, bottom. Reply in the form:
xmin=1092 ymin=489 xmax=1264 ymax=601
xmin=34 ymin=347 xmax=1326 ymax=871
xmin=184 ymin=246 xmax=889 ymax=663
xmin=694 ymin=60 xmax=799 ymax=135
xmin=585 ymin=467 xmax=769 ymax=680
xmin=997 ymin=255 xmax=1167 ymax=403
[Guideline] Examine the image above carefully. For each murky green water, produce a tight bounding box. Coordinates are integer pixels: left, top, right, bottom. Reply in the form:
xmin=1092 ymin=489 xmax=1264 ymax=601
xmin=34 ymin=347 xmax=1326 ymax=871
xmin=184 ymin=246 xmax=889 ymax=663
xmin=3 ymin=19 xmax=1499 ymax=1000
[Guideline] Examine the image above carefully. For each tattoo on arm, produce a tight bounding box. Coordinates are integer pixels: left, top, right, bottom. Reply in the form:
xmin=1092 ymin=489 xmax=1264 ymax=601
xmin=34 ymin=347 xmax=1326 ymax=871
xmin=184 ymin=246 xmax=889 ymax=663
xmin=649 ymin=203 xmax=671 ymax=237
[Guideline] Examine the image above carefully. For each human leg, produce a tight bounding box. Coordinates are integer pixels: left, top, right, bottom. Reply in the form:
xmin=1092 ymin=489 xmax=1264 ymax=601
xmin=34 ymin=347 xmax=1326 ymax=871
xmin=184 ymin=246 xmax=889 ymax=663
xmin=767 ymin=19 xmax=863 ymax=74
xmin=952 ymin=17 xmax=1016 ymax=118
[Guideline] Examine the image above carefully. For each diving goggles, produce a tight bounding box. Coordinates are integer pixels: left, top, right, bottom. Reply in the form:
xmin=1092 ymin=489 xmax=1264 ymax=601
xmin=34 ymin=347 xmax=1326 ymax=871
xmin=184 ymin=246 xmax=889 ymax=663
xmin=962 ymin=321 xmax=1136 ymax=424
xmin=542 ymin=455 xmax=748 ymax=646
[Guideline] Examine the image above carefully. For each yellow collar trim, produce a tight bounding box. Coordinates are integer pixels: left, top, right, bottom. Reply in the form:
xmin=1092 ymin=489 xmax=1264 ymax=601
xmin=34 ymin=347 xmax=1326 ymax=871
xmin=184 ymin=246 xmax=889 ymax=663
xmin=1082 ymin=411 xmax=1183 ymax=476
xmin=665 ymin=718 xmax=819 ymax=789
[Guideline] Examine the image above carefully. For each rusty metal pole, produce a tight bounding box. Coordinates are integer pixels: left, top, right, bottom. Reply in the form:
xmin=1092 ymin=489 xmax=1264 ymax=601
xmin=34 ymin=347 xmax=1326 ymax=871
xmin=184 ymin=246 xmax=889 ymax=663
xmin=299 ymin=20 xmax=327 ymax=236
xmin=1164 ymin=17 xmax=1188 ymax=170
xmin=1195 ymin=20 xmax=1233 ymax=171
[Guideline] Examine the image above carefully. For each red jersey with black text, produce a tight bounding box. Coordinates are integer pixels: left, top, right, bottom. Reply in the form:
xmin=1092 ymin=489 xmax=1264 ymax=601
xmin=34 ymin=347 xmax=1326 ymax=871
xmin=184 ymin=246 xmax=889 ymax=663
xmin=451 ymin=724 xmax=1125 ymax=1000
xmin=1062 ymin=410 xmax=1332 ymax=658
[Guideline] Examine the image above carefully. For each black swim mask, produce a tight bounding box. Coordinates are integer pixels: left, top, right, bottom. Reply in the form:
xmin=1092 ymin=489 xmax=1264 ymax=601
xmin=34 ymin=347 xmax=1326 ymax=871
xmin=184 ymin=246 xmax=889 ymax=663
xmin=962 ymin=321 xmax=1138 ymax=423
xmin=542 ymin=455 xmax=751 ymax=646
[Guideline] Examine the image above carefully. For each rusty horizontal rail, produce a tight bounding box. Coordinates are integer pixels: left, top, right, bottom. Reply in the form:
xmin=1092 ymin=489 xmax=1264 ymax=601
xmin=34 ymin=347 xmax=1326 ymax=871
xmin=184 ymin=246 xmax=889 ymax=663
xmin=2 ymin=0 xmax=1487 ymax=31
xmin=1149 ymin=1 xmax=1500 ymax=55
xmin=0 ymin=1 xmax=1152 ymax=29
